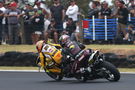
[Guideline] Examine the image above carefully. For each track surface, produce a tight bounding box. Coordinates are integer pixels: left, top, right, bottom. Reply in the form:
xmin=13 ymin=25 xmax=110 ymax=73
xmin=0 ymin=72 xmax=135 ymax=90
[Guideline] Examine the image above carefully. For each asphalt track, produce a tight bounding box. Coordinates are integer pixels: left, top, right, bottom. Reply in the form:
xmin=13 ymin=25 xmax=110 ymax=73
xmin=0 ymin=71 xmax=135 ymax=90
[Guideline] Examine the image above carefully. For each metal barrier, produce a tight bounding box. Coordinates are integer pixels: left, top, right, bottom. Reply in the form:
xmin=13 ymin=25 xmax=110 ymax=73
xmin=83 ymin=16 xmax=117 ymax=41
xmin=129 ymin=17 xmax=135 ymax=30
xmin=83 ymin=16 xmax=135 ymax=41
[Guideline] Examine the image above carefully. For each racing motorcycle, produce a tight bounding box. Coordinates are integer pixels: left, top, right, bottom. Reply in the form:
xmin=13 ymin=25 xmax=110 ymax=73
xmin=36 ymin=44 xmax=120 ymax=82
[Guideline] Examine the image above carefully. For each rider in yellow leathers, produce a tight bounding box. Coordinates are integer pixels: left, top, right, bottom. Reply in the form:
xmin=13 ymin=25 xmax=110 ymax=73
xmin=36 ymin=40 xmax=62 ymax=73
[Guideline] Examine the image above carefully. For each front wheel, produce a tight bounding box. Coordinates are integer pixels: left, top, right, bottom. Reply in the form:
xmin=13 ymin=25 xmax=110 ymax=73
xmin=101 ymin=61 xmax=120 ymax=82
xmin=44 ymin=69 xmax=63 ymax=81
xmin=75 ymin=73 xmax=88 ymax=82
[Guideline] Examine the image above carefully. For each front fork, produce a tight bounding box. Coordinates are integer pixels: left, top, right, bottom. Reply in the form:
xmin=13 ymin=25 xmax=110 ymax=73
xmin=36 ymin=53 xmax=46 ymax=72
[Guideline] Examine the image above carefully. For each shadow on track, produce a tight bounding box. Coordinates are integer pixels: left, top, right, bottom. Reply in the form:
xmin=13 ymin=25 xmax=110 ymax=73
xmin=36 ymin=79 xmax=117 ymax=85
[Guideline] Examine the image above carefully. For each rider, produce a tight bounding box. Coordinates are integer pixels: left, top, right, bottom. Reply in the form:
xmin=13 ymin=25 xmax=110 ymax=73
xmin=59 ymin=35 xmax=99 ymax=76
xmin=36 ymin=40 xmax=62 ymax=69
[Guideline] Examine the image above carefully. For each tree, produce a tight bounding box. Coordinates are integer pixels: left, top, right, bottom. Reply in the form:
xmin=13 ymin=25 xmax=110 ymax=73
xmin=76 ymin=0 xmax=92 ymax=17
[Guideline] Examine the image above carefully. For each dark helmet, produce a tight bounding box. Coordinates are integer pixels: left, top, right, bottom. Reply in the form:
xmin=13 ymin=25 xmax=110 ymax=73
xmin=59 ymin=35 xmax=70 ymax=46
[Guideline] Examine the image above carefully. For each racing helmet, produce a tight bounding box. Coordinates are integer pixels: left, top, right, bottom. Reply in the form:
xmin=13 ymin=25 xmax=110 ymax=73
xmin=59 ymin=35 xmax=70 ymax=46
xmin=36 ymin=40 xmax=44 ymax=52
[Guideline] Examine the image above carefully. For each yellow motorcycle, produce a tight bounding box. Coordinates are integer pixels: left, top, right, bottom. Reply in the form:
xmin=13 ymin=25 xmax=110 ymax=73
xmin=36 ymin=43 xmax=64 ymax=81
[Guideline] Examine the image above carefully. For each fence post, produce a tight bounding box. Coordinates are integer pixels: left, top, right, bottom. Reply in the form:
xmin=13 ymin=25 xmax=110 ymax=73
xmin=92 ymin=16 xmax=95 ymax=41
xmin=19 ymin=16 xmax=26 ymax=44
xmin=128 ymin=14 xmax=131 ymax=21
xmin=105 ymin=16 xmax=108 ymax=41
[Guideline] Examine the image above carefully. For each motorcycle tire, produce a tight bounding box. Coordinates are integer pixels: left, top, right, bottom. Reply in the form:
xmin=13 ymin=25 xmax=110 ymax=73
xmin=101 ymin=61 xmax=120 ymax=82
xmin=75 ymin=76 xmax=88 ymax=82
xmin=44 ymin=69 xmax=63 ymax=81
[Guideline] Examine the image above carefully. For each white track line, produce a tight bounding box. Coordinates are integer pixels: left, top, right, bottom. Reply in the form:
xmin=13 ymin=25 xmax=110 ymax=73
xmin=0 ymin=70 xmax=135 ymax=74
xmin=0 ymin=70 xmax=44 ymax=72
xmin=120 ymin=72 xmax=135 ymax=74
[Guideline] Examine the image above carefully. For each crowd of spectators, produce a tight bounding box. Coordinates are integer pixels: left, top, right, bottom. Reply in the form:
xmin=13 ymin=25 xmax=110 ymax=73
xmin=88 ymin=0 xmax=135 ymax=44
xmin=0 ymin=0 xmax=135 ymax=45
xmin=0 ymin=0 xmax=49 ymax=45
xmin=0 ymin=0 xmax=80 ymax=45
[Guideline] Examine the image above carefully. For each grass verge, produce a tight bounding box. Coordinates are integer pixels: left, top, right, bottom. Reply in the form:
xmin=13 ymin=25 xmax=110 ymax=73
xmin=0 ymin=44 xmax=135 ymax=53
xmin=118 ymin=68 xmax=135 ymax=72
xmin=0 ymin=45 xmax=36 ymax=53
xmin=0 ymin=66 xmax=38 ymax=70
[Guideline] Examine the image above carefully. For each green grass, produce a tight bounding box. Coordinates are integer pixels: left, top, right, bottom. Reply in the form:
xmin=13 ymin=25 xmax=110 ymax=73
xmin=86 ymin=44 xmax=135 ymax=50
xmin=0 ymin=66 xmax=38 ymax=70
xmin=86 ymin=44 xmax=135 ymax=56
xmin=119 ymin=68 xmax=135 ymax=72
xmin=0 ymin=45 xmax=36 ymax=53
xmin=0 ymin=44 xmax=135 ymax=53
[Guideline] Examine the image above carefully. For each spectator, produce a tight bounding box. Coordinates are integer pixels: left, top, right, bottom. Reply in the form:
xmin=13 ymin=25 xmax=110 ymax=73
xmin=65 ymin=0 xmax=80 ymax=41
xmin=99 ymin=1 xmax=112 ymax=19
xmin=63 ymin=18 xmax=77 ymax=41
xmin=115 ymin=0 xmax=129 ymax=39
xmin=0 ymin=2 xmax=8 ymax=45
xmin=34 ymin=1 xmax=49 ymax=18
xmin=23 ymin=3 xmax=36 ymax=44
xmin=5 ymin=2 xmax=21 ymax=45
xmin=44 ymin=19 xmax=58 ymax=44
xmin=128 ymin=0 xmax=135 ymax=17
xmin=31 ymin=10 xmax=45 ymax=44
xmin=50 ymin=0 xmax=65 ymax=33
xmin=0 ymin=1 xmax=5 ymax=44
xmin=112 ymin=0 xmax=120 ymax=17
xmin=66 ymin=0 xmax=79 ymax=23
xmin=124 ymin=24 xmax=135 ymax=44
xmin=88 ymin=1 xmax=100 ymax=19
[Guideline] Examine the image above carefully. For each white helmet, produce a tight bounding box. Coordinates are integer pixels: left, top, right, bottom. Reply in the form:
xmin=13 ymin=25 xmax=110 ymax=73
xmin=59 ymin=35 xmax=70 ymax=46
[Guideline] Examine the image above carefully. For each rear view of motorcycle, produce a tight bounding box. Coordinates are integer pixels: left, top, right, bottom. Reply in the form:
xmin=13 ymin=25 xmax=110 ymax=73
xmin=36 ymin=42 xmax=120 ymax=82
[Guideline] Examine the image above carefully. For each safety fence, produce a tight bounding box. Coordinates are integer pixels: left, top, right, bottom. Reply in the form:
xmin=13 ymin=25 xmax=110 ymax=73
xmin=83 ymin=16 xmax=135 ymax=41
xmin=129 ymin=17 xmax=135 ymax=30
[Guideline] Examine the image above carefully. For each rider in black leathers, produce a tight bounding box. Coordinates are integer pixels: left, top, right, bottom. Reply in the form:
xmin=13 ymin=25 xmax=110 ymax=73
xmin=59 ymin=35 xmax=99 ymax=78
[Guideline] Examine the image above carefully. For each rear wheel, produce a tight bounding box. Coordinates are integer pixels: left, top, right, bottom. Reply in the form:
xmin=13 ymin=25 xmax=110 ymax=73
xmin=101 ymin=61 xmax=120 ymax=82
